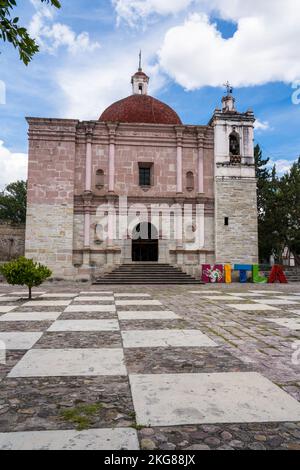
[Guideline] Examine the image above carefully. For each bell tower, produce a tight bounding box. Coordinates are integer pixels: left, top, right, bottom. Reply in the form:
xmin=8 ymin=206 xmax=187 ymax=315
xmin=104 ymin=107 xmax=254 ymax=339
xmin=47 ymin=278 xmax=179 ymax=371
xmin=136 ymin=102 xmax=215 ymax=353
xmin=131 ymin=51 xmax=149 ymax=95
xmin=210 ymin=84 xmax=259 ymax=265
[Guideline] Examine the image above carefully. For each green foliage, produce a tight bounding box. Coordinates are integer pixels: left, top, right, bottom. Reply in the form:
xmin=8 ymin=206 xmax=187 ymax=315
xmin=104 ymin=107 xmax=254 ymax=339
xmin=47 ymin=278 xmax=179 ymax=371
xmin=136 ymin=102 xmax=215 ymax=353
xmin=0 ymin=0 xmax=61 ymax=65
xmin=280 ymin=157 xmax=300 ymax=265
xmin=0 ymin=257 xmax=52 ymax=298
xmin=0 ymin=180 xmax=27 ymax=224
xmin=256 ymin=145 xmax=300 ymax=265
xmin=60 ymin=403 xmax=104 ymax=431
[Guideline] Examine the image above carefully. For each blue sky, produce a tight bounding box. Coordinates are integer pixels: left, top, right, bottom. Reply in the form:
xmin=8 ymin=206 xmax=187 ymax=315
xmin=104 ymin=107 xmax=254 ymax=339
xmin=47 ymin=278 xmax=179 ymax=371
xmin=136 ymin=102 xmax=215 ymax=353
xmin=0 ymin=0 xmax=300 ymax=188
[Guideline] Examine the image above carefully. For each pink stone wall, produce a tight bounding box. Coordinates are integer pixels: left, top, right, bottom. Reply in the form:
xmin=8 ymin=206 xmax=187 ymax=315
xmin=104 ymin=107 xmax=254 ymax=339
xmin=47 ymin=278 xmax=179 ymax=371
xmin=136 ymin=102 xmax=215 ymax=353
xmin=75 ymin=123 xmax=215 ymax=198
xmin=26 ymin=118 xmax=78 ymax=277
xmin=27 ymin=119 xmax=78 ymax=205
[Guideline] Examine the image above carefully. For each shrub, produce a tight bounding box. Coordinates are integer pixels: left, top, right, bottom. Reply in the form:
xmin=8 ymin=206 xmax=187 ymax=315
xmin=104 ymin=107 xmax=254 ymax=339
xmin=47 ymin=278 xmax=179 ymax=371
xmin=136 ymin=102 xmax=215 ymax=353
xmin=0 ymin=257 xmax=52 ymax=299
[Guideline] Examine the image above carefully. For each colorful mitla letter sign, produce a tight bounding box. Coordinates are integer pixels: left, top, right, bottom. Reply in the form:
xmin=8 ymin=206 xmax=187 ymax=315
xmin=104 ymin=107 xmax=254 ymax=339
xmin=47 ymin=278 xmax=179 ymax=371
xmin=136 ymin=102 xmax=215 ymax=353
xmin=234 ymin=265 xmax=252 ymax=283
xmin=268 ymin=265 xmax=288 ymax=284
xmin=201 ymin=265 xmax=224 ymax=283
xmin=252 ymin=264 xmax=268 ymax=284
xmin=201 ymin=264 xmax=287 ymax=284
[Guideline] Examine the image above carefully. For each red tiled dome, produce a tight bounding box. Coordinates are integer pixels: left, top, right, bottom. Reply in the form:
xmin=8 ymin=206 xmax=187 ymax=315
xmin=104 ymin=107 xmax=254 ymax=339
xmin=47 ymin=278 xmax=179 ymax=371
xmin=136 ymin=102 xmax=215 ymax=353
xmin=99 ymin=94 xmax=182 ymax=125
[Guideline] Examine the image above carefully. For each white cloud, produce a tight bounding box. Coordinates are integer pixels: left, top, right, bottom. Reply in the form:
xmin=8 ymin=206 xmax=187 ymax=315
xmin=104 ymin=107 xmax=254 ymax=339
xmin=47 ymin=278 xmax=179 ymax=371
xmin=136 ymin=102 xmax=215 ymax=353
xmin=57 ymin=54 xmax=166 ymax=120
xmin=254 ymin=120 xmax=270 ymax=132
xmin=157 ymin=1 xmax=300 ymax=89
xmin=0 ymin=141 xmax=28 ymax=190
xmin=112 ymin=0 xmax=194 ymax=26
xmin=28 ymin=0 xmax=100 ymax=54
xmin=268 ymin=159 xmax=295 ymax=176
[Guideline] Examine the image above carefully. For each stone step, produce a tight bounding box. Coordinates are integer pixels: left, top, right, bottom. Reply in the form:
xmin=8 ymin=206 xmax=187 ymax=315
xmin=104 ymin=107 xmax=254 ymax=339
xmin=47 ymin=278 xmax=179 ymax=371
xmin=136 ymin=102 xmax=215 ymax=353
xmin=93 ymin=263 xmax=202 ymax=285
xmin=94 ymin=280 xmax=201 ymax=284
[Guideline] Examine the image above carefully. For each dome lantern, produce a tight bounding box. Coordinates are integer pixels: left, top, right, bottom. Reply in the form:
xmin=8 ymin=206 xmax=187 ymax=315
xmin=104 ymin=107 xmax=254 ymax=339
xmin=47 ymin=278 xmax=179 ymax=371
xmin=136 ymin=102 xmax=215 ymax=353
xmin=131 ymin=51 xmax=149 ymax=95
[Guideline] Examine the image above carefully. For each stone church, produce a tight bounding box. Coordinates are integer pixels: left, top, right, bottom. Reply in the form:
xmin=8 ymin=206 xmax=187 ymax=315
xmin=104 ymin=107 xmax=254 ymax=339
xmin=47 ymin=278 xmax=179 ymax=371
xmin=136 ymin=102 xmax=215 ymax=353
xmin=25 ymin=62 xmax=258 ymax=280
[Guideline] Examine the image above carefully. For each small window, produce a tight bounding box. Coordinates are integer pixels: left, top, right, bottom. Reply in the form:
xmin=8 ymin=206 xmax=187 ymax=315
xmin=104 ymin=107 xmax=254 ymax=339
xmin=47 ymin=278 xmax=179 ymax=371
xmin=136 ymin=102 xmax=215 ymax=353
xmin=186 ymin=172 xmax=194 ymax=191
xmin=139 ymin=163 xmax=153 ymax=187
xmin=139 ymin=84 xmax=143 ymax=94
xmin=224 ymin=217 xmax=229 ymax=226
xmin=96 ymin=169 xmax=104 ymax=189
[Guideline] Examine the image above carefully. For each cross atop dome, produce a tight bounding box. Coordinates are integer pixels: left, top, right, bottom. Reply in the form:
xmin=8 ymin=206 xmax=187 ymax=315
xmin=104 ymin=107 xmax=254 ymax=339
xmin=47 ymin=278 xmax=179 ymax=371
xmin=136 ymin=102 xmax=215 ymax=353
xmin=131 ymin=51 xmax=150 ymax=95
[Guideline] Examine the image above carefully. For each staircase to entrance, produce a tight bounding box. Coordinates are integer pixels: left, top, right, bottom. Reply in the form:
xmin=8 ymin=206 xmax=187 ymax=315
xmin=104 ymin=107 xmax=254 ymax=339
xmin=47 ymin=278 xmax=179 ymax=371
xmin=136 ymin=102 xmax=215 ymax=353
xmin=93 ymin=263 xmax=203 ymax=285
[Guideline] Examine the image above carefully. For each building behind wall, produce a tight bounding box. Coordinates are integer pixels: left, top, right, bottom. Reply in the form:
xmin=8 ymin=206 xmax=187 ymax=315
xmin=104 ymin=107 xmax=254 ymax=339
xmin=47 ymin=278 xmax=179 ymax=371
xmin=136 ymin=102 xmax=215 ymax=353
xmin=0 ymin=221 xmax=25 ymax=262
xmin=25 ymin=65 xmax=258 ymax=280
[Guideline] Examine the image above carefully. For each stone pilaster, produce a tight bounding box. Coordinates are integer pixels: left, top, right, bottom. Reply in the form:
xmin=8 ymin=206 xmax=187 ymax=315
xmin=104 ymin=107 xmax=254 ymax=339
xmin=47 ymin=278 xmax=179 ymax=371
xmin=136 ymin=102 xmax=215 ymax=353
xmin=175 ymin=127 xmax=183 ymax=194
xmin=107 ymin=123 xmax=118 ymax=193
xmin=82 ymin=191 xmax=93 ymax=267
xmin=197 ymin=130 xmax=204 ymax=194
xmin=85 ymin=124 xmax=94 ymax=192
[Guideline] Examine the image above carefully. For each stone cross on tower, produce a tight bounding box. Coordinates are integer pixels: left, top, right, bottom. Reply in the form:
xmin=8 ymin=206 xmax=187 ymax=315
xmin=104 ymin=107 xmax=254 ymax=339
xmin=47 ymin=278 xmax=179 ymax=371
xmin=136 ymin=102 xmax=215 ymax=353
xmin=222 ymin=81 xmax=236 ymax=112
xmin=224 ymin=81 xmax=233 ymax=96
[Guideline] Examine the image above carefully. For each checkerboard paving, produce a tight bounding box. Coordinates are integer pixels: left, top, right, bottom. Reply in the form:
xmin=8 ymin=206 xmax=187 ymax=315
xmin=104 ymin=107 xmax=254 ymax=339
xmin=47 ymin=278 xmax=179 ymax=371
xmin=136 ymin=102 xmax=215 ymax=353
xmin=0 ymin=428 xmax=139 ymax=450
xmin=266 ymin=318 xmax=300 ymax=331
xmin=0 ymin=286 xmax=299 ymax=450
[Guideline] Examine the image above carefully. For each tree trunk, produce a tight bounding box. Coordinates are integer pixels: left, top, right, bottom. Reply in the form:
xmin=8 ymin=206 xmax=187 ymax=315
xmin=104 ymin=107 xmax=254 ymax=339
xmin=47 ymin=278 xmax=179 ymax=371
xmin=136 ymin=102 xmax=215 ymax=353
xmin=28 ymin=286 xmax=32 ymax=300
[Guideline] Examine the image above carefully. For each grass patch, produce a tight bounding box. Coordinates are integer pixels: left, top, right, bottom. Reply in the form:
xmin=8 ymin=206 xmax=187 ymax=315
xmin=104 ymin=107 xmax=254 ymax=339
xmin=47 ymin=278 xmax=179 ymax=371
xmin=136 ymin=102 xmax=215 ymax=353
xmin=59 ymin=403 xmax=104 ymax=431
xmin=128 ymin=411 xmax=144 ymax=431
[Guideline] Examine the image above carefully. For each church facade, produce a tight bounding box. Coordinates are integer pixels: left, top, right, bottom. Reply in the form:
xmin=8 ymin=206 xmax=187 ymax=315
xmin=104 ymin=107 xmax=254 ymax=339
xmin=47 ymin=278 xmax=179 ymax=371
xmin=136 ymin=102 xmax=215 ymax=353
xmin=25 ymin=65 xmax=258 ymax=280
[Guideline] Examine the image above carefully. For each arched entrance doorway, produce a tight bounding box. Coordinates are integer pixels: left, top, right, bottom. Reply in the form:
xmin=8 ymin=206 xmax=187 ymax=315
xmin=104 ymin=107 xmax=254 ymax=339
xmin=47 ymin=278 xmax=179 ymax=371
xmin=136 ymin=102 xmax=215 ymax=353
xmin=132 ymin=223 xmax=159 ymax=262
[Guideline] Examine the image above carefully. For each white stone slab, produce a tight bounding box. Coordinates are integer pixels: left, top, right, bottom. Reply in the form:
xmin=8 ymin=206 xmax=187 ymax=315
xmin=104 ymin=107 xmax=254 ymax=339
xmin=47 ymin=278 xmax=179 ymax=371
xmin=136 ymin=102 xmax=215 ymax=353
xmin=65 ymin=305 xmax=116 ymax=313
xmin=74 ymin=296 xmax=115 ymax=302
xmin=114 ymin=293 xmax=151 ymax=298
xmin=8 ymin=349 xmax=127 ymax=377
xmin=0 ymin=306 xmax=16 ymax=313
xmin=249 ymin=290 xmax=282 ymax=294
xmin=189 ymin=291 xmax=223 ymax=294
xmin=39 ymin=293 xmax=78 ymax=298
xmin=24 ymin=300 xmax=72 ymax=307
xmin=0 ymin=332 xmax=42 ymax=350
xmin=266 ymin=318 xmax=300 ymax=331
xmin=274 ymin=296 xmax=300 ymax=301
xmin=291 ymin=310 xmax=300 ymax=316
xmin=204 ymin=295 xmax=243 ymax=301
xmin=254 ymin=299 xmax=299 ymax=305
xmin=226 ymin=303 xmax=279 ymax=311
xmin=48 ymin=320 xmax=120 ymax=332
xmin=130 ymin=372 xmax=300 ymax=427
xmin=122 ymin=330 xmax=217 ymax=348
xmin=116 ymin=300 xmax=162 ymax=306
xmin=0 ymin=312 xmax=61 ymax=322
xmin=11 ymin=291 xmax=46 ymax=295
xmin=0 ymin=297 xmax=20 ymax=302
xmin=80 ymin=291 xmax=114 ymax=295
xmin=118 ymin=311 xmax=180 ymax=320
xmin=227 ymin=293 xmax=265 ymax=297
xmin=0 ymin=428 xmax=139 ymax=450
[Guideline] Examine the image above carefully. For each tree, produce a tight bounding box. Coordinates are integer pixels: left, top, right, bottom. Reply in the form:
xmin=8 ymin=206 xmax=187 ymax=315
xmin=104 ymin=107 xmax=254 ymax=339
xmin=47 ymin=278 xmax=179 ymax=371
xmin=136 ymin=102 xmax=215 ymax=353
xmin=0 ymin=180 xmax=27 ymax=223
xmin=0 ymin=257 xmax=52 ymax=299
xmin=0 ymin=0 xmax=61 ymax=65
xmin=255 ymin=145 xmax=300 ymax=266
xmin=255 ymin=145 xmax=286 ymax=263
xmin=280 ymin=158 xmax=300 ymax=266
xmin=255 ymin=144 xmax=271 ymax=218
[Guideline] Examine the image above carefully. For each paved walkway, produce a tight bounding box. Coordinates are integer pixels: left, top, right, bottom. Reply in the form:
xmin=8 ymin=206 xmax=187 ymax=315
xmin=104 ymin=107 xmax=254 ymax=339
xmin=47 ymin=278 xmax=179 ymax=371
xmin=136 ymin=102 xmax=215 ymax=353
xmin=0 ymin=283 xmax=299 ymax=450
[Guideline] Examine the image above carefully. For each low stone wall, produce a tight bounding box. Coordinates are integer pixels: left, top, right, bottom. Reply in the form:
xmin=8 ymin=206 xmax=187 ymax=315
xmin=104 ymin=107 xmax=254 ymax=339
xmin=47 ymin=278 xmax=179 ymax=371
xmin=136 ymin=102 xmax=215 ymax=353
xmin=0 ymin=221 xmax=26 ymax=262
